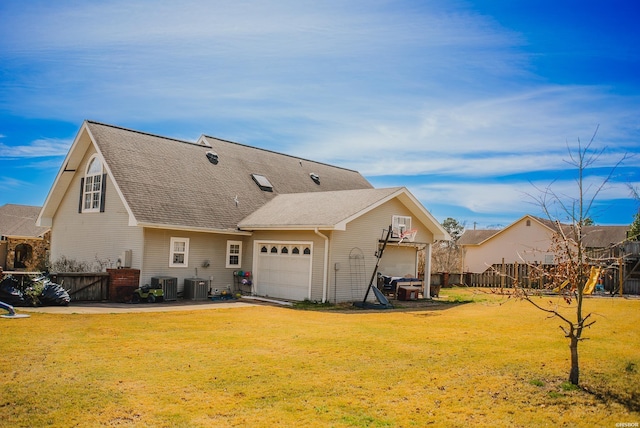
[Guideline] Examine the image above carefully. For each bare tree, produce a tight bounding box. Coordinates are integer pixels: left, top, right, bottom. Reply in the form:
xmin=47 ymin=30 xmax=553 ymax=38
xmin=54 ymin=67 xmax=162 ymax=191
xmin=431 ymin=217 xmax=464 ymax=273
xmin=518 ymin=128 xmax=629 ymax=386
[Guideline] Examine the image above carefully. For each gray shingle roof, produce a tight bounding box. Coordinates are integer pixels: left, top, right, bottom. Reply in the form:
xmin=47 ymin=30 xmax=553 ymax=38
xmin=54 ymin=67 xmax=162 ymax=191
xmin=0 ymin=204 xmax=49 ymax=238
xmin=582 ymin=225 xmax=629 ymax=248
xmin=457 ymin=229 xmax=499 ymax=246
xmin=87 ymin=121 xmax=373 ymax=231
xmin=238 ymin=187 xmax=403 ymax=229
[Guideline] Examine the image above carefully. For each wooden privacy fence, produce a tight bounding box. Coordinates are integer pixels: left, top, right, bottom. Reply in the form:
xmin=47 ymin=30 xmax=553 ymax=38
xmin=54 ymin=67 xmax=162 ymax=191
xmin=50 ymin=272 xmax=110 ymax=301
xmin=431 ymin=263 xmax=639 ymax=295
xmin=624 ymin=279 xmax=640 ymax=295
xmin=464 ymin=263 xmax=554 ymax=289
xmin=431 ymin=266 xmax=551 ymax=289
xmin=429 ymin=273 xmax=462 ymax=287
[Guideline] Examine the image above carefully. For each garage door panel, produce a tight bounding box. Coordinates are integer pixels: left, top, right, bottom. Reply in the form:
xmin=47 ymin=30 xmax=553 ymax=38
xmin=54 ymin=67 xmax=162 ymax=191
xmin=256 ymin=243 xmax=311 ymax=301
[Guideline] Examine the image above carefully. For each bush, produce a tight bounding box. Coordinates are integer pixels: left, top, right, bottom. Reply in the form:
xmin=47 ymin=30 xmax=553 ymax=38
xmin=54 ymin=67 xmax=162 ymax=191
xmin=50 ymin=256 xmax=93 ymax=273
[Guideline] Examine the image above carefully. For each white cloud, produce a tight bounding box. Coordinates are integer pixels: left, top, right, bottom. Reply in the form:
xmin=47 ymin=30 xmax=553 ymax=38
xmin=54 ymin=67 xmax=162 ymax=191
xmin=0 ymin=138 xmax=71 ymax=159
xmin=411 ymin=175 xmax=639 ymax=223
xmin=413 ymin=182 xmax=531 ymax=215
xmin=527 ymin=175 xmax=638 ymax=203
xmin=286 ymin=81 xmax=639 ymax=181
xmin=0 ymin=176 xmax=30 ymax=191
xmin=0 ymin=0 xmax=527 ymax=122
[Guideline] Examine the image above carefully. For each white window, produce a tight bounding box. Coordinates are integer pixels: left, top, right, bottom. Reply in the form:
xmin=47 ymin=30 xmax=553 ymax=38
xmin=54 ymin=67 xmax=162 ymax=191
xmin=170 ymin=237 xmax=189 ymax=267
xmin=544 ymin=254 xmax=555 ymax=264
xmin=83 ymin=156 xmax=104 ymax=212
xmin=392 ymin=215 xmax=412 ymax=237
xmin=226 ymin=240 xmax=242 ymax=268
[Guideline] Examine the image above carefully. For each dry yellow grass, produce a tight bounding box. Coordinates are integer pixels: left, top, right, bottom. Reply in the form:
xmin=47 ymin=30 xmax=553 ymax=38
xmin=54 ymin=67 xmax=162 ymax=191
xmin=1 ymin=288 xmax=638 ymax=427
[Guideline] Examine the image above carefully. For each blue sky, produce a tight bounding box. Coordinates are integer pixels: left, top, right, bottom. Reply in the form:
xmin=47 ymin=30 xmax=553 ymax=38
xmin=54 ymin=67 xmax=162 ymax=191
xmin=1 ymin=0 xmax=638 ymax=229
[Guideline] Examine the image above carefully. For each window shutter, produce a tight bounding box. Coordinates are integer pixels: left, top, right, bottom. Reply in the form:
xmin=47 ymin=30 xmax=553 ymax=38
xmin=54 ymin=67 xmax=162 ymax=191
xmin=99 ymin=173 xmax=107 ymax=212
xmin=78 ymin=177 xmax=84 ymax=213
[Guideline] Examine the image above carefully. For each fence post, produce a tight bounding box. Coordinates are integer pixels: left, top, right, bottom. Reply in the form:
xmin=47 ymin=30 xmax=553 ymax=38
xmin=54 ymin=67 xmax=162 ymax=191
xmin=619 ymin=257 xmax=624 ymax=296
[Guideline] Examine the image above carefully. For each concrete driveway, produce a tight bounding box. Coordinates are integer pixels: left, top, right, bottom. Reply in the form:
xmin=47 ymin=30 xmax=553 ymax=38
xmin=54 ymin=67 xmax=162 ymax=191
xmin=14 ymin=299 xmax=258 ymax=314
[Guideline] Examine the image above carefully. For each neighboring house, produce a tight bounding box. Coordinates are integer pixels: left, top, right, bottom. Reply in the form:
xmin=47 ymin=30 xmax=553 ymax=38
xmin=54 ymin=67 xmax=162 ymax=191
xmin=459 ymin=214 xmax=629 ymax=273
xmin=0 ymin=204 xmax=50 ymax=271
xmin=37 ymin=121 xmax=449 ymax=302
xmin=582 ymin=225 xmax=630 ymax=260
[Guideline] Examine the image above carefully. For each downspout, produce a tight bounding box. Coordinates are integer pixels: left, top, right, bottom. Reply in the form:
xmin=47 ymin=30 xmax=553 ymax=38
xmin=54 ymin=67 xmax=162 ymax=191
xmin=424 ymin=243 xmax=432 ymax=298
xmin=314 ymin=228 xmax=329 ymax=303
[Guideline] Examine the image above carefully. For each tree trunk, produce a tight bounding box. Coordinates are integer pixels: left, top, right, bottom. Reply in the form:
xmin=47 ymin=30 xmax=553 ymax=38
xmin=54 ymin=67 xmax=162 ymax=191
xmin=569 ymin=335 xmax=580 ymax=385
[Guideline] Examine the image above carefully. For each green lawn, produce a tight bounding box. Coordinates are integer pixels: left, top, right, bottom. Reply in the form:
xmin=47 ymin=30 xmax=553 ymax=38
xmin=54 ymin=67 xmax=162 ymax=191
xmin=1 ymin=288 xmax=638 ymax=427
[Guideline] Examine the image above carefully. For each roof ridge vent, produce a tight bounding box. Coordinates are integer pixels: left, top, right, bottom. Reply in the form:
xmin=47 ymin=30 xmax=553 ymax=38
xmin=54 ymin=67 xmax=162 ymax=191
xmin=206 ymin=151 xmax=219 ymax=165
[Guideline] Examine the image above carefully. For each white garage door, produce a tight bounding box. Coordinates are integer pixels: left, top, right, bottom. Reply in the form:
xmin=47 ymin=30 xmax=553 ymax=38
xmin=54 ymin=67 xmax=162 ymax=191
xmin=255 ymin=242 xmax=312 ymax=301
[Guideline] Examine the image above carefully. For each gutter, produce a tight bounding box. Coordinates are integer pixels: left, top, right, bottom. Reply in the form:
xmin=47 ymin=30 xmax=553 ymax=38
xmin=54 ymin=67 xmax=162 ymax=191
xmin=314 ymin=228 xmax=329 ymax=303
xmin=139 ymin=222 xmax=252 ymax=236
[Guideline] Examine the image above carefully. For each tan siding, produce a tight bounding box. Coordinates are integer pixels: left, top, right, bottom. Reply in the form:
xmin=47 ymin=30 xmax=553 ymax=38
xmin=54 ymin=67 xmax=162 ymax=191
xmin=142 ymin=228 xmax=243 ymax=294
xmin=329 ymin=198 xmax=421 ymax=303
xmin=50 ymin=146 xmax=144 ymax=273
xmin=463 ymin=217 xmax=555 ymax=273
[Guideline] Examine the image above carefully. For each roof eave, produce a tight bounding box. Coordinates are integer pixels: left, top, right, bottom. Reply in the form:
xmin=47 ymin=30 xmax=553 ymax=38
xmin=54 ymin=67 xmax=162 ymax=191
xmin=38 ymin=121 xmax=93 ymax=227
xmin=470 ymin=214 xmax=555 ymax=246
xmin=1 ymin=234 xmax=47 ymax=240
xmin=138 ymin=222 xmax=252 ymax=236
xmin=238 ymin=225 xmax=338 ymax=232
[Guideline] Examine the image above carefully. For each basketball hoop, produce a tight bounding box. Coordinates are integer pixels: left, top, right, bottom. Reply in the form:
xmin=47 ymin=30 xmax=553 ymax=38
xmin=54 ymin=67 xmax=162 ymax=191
xmin=399 ymin=229 xmax=417 ymax=243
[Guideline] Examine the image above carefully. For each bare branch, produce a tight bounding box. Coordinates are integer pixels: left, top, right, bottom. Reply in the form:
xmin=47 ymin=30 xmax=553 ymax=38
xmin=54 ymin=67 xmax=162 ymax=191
xmin=559 ymin=325 xmax=572 ymax=338
xmin=523 ymin=295 xmax=575 ymax=326
xmin=583 ymin=152 xmax=631 ymax=217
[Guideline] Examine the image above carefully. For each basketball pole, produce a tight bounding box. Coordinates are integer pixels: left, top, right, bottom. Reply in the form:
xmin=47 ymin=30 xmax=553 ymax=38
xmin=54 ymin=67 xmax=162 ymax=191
xmin=361 ymin=225 xmax=392 ymax=304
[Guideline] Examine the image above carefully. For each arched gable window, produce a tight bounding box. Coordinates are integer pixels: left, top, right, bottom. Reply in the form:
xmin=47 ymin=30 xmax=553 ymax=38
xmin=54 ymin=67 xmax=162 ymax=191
xmin=80 ymin=155 xmax=106 ymax=213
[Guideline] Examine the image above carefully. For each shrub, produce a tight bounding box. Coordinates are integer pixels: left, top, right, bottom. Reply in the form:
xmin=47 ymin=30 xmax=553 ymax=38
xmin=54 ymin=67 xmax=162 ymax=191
xmin=50 ymin=256 xmax=93 ymax=273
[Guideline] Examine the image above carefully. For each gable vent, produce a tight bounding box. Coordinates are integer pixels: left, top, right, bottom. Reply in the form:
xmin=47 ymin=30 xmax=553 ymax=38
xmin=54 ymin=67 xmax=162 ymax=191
xmin=206 ymin=151 xmax=219 ymax=165
xmin=310 ymin=173 xmax=320 ymax=184
xmin=251 ymin=174 xmax=273 ymax=192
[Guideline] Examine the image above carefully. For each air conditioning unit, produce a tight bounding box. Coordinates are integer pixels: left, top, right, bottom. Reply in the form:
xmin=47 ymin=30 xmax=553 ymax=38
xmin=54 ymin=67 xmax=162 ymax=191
xmin=151 ymin=276 xmax=178 ymax=301
xmin=184 ymin=278 xmax=209 ymax=301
